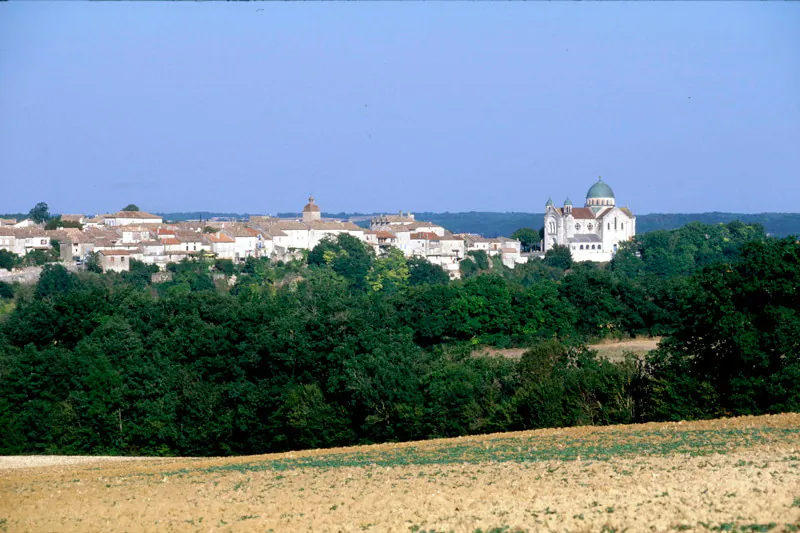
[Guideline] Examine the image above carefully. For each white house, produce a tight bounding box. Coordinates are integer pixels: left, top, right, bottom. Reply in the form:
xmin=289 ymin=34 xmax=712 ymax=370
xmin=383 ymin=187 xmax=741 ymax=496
xmin=222 ymin=227 xmax=260 ymax=261
xmin=98 ymin=249 xmax=132 ymax=272
xmin=103 ymin=211 xmax=163 ymax=227
xmin=0 ymin=228 xmax=51 ymax=256
xmin=207 ymin=232 xmax=236 ymax=259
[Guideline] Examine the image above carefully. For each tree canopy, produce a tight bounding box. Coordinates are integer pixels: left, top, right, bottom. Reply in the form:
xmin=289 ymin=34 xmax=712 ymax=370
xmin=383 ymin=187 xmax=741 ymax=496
xmin=0 ymin=220 xmax=794 ymax=457
xmin=28 ymin=202 xmax=50 ymax=224
xmin=511 ymin=227 xmax=538 ymax=252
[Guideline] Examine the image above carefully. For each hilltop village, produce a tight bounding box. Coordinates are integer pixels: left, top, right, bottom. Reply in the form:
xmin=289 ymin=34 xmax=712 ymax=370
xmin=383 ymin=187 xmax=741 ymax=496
xmin=1 ymin=179 xmax=636 ymax=277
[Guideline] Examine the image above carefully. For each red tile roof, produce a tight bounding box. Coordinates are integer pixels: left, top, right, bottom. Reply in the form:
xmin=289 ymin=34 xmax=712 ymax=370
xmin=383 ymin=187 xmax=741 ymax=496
xmin=560 ymin=207 xmax=596 ymax=219
xmin=207 ymin=233 xmax=235 ymax=243
xmin=410 ymin=232 xmax=440 ymax=241
xmin=99 ymin=249 xmax=130 ymax=256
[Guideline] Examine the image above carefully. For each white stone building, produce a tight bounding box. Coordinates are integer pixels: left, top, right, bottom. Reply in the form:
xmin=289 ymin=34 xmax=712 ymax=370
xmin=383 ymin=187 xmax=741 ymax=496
xmin=543 ymin=177 xmax=636 ymax=262
xmin=98 ymin=249 xmax=132 ymax=272
xmin=103 ymin=211 xmax=163 ymax=227
xmin=0 ymin=228 xmax=51 ymax=256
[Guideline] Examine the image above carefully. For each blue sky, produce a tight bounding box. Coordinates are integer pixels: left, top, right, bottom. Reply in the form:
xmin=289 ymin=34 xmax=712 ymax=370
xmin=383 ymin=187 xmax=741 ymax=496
xmin=1 ymin=3 xmax=798 ymax=216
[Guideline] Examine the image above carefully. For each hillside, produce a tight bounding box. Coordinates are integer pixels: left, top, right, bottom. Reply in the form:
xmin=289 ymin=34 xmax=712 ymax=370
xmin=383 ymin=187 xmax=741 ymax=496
xmin=1 ymin=413 xmax=798 ymax=532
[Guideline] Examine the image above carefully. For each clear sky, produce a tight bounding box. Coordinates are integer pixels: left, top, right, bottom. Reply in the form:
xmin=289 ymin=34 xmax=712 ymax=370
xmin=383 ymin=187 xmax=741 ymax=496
xmin=1 ymin=2 xmax=798 ymax=216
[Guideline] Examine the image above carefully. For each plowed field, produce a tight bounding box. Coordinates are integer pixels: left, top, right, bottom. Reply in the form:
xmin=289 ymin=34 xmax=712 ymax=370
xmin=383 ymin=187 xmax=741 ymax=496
xmin=2 ymin=414 xmax=799 ymax=532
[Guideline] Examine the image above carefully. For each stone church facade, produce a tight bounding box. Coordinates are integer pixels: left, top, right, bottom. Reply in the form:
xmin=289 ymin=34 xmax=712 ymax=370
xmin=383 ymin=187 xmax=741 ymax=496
xmin=543 ymin=177 xmax=636 ymax=262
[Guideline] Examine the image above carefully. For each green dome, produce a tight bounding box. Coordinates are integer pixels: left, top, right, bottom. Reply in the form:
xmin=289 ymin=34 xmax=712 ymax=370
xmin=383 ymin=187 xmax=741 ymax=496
xmin=586 ymin=177 xmax=615 ymax=199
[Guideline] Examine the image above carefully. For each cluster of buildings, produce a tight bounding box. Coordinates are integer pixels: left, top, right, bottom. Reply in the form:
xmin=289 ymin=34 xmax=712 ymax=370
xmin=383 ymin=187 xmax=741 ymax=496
xmin=1 ymin=178 xmax=636 ymax=275
xmin=0 ymin=198 xmax=524 ymax=278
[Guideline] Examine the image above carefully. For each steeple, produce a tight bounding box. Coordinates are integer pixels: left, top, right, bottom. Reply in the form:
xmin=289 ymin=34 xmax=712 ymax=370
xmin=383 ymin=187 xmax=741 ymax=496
xmin=302 ymin=194 xmax=321 ymax=223
xmin=546 ymin=197 xmax=554 ymax=207
xmin=563 ymin=197 xmax=572 ymax=215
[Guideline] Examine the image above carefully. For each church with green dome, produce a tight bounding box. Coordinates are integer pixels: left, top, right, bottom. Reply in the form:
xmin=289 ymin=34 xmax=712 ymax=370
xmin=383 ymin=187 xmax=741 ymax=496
xmin=543 ymin=177 xmax=636 ymax=262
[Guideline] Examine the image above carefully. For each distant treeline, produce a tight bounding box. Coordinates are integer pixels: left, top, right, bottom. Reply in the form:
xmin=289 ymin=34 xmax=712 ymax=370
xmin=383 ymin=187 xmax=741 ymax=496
xmin=151 ymin=211 xmax=800 ymax=238
xmin=1 ymin=220 xmax=797 ymax=457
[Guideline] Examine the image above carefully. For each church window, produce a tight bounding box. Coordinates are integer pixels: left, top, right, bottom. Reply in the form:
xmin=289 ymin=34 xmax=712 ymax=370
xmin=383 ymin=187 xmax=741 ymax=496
xmin=587 ymin=223 xmax=593 ymax=230
xmin=621 ymin=223 xmax=624 ymax=230
xmin=575 ymin=223 xmax=581 ymax=230
xmin=579 ymin=245 xmax=584 ymax=250
xmin=591 ymin=245 xmax=595 ymax=250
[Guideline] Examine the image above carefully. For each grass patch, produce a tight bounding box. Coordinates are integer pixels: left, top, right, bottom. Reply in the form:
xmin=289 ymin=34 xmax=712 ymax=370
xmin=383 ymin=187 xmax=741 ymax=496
xmin=157 ymin=427 xmax=800 ymax=477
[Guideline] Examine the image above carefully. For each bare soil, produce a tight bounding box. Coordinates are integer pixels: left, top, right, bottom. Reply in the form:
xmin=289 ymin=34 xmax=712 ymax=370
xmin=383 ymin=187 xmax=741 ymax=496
xmin=1 ymin=413 xmax=798 ymax=533
xmin=588 ymin=337 xmax=661 ymax=362
xmin=476 ymin=337 xmax=661 ymax=362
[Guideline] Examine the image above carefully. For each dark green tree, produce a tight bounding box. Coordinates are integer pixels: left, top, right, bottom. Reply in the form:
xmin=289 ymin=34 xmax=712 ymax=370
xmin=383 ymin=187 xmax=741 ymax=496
xmin=35 ymin=264 xmax=74 ymax=299
xmin=85 ymin=252 xmax=102 ymax=273
xmin=646 ymin=236 xmax=800 ymax=419
xmin=459 ymin=257 xmax=480 ymax=279
xmin=214 ymin=258 xmax=235 ymax=277
xmin=408 ymin=256 xmax=450 ymax=286
xmin=511 ymin=228 xmax=538 ymax=253
xmin=467 ymin=250 xmax=490 ymax=270
xmin=28 ymin=202 xmax=50 ymax=224
xmin=45 ymin=216 xmax=83 ymax=230
xmin=0 ymin=281 xmax=13 ymax=299
xmin=308 ymin=234 xmax=374 ymax=291
xmin=121 ymin=204 xmax=140 ymax=212
xmin=543 ymin=245 xmax=573 ymax=270
xmin=0 ymin=250 xmax=18 ymax=271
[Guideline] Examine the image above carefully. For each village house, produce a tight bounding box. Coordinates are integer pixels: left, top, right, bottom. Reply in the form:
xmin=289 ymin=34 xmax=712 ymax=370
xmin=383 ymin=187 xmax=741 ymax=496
xmin=206 ymin=232 xmax=236 ymax=259
xmin=83 ymin=214 xmax=112 ymax=229
xmin=0 ymin=227 xmax=51 ymax=256
xmin=103 ymin=211 xmax=163 ymax=227
xmin=369 ymin=212 xmax=417 ymax=231
xmin=98 ymin=249 xmax=133 ymax=272
xmin=174 ymin=231 xmax=210 ymax=254
xmin=222 ymin=226 xmax=261 ymax=261
xmin=60 ymin=214 xmax=86 ymax=225
xmin=12 ymin=219 xmax=39 ymax=229
xmin=117 ymin=225 xmax=155 ymax=244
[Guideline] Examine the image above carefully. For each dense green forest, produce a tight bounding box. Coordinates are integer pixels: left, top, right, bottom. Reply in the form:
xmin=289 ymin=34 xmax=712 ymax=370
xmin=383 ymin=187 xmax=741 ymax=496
xmin=0 ymin=221 xmax=797 ymax=456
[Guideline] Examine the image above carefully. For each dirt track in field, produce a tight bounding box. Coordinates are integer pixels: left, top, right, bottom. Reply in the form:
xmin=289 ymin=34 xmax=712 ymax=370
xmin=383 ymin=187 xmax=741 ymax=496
xmin=478 ymin=337 xmax=661 ymax=362
xmin=1 ymin=414 xmax=799 ymax=533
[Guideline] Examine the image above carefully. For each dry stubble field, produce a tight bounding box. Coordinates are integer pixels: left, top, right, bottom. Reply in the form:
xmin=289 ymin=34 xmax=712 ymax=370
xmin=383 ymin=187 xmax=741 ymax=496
xmin=476 ymin=337 xmax=662 ymax=363
xmin=1 ymin=414 xmax=799 ymax=533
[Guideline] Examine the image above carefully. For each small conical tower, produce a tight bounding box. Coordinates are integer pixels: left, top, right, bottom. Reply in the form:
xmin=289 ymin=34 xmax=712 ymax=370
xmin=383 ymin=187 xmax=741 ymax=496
xmin=302 ymin=195 xmax=321 ymax=223
xmin=563 ymin=197 xmax=572 ymax=215
xmin=546 ymin=197 xmax=554 ymax=208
